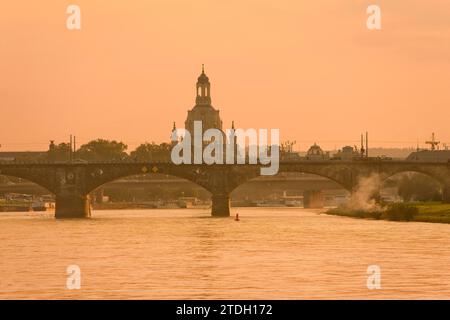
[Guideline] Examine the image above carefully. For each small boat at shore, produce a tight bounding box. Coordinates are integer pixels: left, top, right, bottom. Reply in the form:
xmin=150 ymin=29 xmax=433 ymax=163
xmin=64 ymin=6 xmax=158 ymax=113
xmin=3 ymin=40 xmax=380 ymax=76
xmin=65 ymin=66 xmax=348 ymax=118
xmin=31 ymin=201 xmax=47 ymax=212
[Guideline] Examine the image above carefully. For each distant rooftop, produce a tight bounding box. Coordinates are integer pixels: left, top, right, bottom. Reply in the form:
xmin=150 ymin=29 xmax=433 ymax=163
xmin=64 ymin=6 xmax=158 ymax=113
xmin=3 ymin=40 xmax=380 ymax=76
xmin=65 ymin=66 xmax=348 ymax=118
xmin=0 ymin=151 xmax=46 ymax=161
xmin=406 ymin=150 xmax=450 ymax=162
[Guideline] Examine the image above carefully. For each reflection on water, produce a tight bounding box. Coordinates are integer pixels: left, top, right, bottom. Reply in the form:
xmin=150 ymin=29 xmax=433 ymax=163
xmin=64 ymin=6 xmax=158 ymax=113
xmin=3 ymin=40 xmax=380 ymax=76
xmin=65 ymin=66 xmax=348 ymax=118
xmin=1 ymin=208 xmax=450 ymax=299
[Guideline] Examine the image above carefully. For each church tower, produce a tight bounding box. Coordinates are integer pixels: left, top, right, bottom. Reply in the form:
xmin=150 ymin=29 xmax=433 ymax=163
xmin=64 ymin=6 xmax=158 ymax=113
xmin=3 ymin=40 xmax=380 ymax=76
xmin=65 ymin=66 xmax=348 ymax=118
xmin=185 ymin=65 xmax=223 ymax=135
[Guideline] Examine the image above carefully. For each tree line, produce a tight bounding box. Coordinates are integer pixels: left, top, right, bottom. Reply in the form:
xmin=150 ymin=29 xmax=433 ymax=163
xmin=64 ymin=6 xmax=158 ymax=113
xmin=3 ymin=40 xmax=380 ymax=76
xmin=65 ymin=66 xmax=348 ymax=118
xmin=47 ymin=139 xmax=172 ymax=162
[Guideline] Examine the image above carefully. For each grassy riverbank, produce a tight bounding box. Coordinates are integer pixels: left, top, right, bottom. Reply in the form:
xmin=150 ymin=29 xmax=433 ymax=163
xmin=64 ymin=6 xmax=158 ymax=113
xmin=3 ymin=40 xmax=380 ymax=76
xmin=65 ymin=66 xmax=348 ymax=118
xmin=326 ymin=202 xmax=450 ymax=224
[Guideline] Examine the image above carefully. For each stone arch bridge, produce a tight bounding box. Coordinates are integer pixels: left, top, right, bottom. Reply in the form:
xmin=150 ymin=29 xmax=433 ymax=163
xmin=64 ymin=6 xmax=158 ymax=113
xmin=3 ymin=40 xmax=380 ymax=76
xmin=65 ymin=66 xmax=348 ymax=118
xmin=0 ymin=160 xmax=449 ymax=218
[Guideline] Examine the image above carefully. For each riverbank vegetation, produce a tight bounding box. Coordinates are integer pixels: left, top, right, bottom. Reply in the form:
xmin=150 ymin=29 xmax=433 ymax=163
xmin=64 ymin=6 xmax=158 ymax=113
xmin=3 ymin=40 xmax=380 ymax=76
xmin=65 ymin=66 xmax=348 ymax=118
xmin=326 ymin=202 xmax=450 ymax=224
xmin=0 ymin=199 xmax=30 ymax=212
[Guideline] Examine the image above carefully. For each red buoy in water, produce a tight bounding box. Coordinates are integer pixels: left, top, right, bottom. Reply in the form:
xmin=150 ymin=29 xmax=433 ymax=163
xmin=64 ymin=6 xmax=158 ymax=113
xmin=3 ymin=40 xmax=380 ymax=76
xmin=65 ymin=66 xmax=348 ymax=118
xmin=235 ymin=213 xmax=240 ymax=221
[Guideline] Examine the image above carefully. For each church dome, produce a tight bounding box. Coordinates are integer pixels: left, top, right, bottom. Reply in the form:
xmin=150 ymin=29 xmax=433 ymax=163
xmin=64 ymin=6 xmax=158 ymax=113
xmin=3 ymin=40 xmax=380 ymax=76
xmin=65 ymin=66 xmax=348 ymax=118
xmin=185 ymin=66 xmax=223 ymax=133
xmin=307 ymin=143 xmax=324 ymax=156
xmin=197 ymin=72 xmax=209 ymax=83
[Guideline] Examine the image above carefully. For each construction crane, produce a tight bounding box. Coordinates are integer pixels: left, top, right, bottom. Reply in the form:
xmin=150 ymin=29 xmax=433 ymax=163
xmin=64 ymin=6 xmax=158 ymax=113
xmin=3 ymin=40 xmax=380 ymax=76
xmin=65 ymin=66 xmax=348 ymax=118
xmin=281 ymin=140 xmax=296 ymax=153
xmin=425 ymin=133 xmax=440 ymax=151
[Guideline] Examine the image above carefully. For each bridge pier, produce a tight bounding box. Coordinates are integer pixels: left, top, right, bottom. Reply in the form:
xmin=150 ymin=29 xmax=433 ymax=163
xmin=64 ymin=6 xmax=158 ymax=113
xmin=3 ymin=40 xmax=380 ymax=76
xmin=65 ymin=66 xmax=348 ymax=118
xmin=55 ymin=194 xmax=91 ymax=219
xmin=443 ymin=185 xmax=450 ymax=204
xmin=211 ymin=194 xmax=230 ymax=217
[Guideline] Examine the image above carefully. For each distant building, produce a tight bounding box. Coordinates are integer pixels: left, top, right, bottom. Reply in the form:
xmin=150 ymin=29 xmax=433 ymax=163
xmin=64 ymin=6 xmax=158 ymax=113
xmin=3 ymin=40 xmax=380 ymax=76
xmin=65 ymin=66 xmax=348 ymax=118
xmin=333 ymin=146 xmax=360 ymax=161
xmin=280 ymin=151 xmax=301 ymax=161
xmin=184 ymin=65 xmax=223 ymax=135
xmin=173 ymin=66 xmax=237 ymax=160
xmin=408 ymin=133 xmax=450 ymax=162
xmin=406 ymin=150 xmax=450 ymax=162
xmin=305 ymin=143 xmax=329 ymax=160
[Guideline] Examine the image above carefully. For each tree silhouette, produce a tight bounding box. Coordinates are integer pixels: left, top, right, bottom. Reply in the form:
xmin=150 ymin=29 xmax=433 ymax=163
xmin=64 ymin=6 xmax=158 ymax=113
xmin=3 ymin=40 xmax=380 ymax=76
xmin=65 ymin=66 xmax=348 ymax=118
xmin=130 ymin=142 xmax=171 ymax=162
xmin=77 ymin=139 xmax=128 ymax=161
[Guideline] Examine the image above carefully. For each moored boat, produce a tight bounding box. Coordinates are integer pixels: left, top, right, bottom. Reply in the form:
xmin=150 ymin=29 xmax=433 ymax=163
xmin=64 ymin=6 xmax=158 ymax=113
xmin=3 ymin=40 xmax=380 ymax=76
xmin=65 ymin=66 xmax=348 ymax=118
xmin=31 ymin=201 xmax=47 ymax=212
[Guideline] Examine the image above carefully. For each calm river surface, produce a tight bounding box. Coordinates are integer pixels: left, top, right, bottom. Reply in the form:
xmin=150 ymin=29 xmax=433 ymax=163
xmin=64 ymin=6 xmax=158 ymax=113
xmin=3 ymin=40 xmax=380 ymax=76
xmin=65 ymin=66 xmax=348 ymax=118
xmin=1 ymin=208 xmax=450 ymax=299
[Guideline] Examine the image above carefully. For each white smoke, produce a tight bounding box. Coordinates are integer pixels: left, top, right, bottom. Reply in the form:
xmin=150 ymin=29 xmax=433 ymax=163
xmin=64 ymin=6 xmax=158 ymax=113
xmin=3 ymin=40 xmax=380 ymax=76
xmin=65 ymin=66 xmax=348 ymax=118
xmin=346 ymin=173 xmax=382 ymax=211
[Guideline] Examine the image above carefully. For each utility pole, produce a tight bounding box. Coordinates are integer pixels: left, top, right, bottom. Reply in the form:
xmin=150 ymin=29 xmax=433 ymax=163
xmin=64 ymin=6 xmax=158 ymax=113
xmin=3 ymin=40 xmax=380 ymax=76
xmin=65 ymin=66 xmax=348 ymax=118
xmin=360 ymin=134 xmax=365 ymax=158
xmin=366 ymin=131 xmax=369 ymax=158
xmin=69 ymin=135 xmax=73 ymax=162
xmin=73 ymin=136 xmax=76 ymax=159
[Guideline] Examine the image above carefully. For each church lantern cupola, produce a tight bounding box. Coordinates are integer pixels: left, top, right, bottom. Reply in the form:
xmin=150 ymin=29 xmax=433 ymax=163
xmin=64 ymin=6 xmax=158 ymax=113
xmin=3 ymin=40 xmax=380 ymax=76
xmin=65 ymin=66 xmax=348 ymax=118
xmin=196 ymin=64 xmax=211 ymax=105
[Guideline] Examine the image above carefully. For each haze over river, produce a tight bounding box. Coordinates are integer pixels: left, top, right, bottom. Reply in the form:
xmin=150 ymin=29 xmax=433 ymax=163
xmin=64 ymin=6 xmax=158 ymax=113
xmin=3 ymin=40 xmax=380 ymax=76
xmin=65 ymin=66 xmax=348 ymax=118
xmin=1 ymin=208 xmax=450 ymax=299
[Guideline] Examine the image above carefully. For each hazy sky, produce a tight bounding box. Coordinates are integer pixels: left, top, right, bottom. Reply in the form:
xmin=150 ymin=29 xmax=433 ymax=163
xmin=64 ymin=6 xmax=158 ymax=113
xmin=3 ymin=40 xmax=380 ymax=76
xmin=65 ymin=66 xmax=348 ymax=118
xmin=1 ymin=0 xmax=449 ymax=151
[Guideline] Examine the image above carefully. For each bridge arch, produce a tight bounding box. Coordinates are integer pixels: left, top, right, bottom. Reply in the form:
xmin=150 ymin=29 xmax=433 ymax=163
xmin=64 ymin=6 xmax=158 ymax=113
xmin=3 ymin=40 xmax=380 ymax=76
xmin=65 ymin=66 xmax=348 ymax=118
xmin=230 ymin=171 xmax=350 ymax=205
xmin=0 ymin=174 xmax=54 ymax=196
xmin=83 ymin=163 xmax=214 ymax=195
xmin=381 ymin=170 xmax=444 ymax=202
xmin=279 ymin=163 xmax=355 ymax=192
xmin=231 ymin=171 xmax=351 ymax=193
xmin=87 ymin=172 xmax=212 ymax=204
xmin=378 ymin=164 xmax=449 ymax=187
xmin=226 ymin=163 xmax=355 ymax=194
xmin=0 ymin=167 xmax=57 ymax=194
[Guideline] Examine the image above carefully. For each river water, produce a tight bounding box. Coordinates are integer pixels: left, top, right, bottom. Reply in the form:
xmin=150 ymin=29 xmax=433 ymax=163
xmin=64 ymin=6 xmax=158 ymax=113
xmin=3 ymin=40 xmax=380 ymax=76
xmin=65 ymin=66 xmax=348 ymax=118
xmin=1 ymin=208 xmax=450 ymax=299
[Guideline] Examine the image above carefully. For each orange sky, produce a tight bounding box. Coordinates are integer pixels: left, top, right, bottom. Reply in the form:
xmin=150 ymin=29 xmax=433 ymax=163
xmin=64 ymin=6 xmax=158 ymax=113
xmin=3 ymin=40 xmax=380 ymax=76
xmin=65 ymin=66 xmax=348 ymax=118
xmin=1 ymin=0 xmax=449 ymax=151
